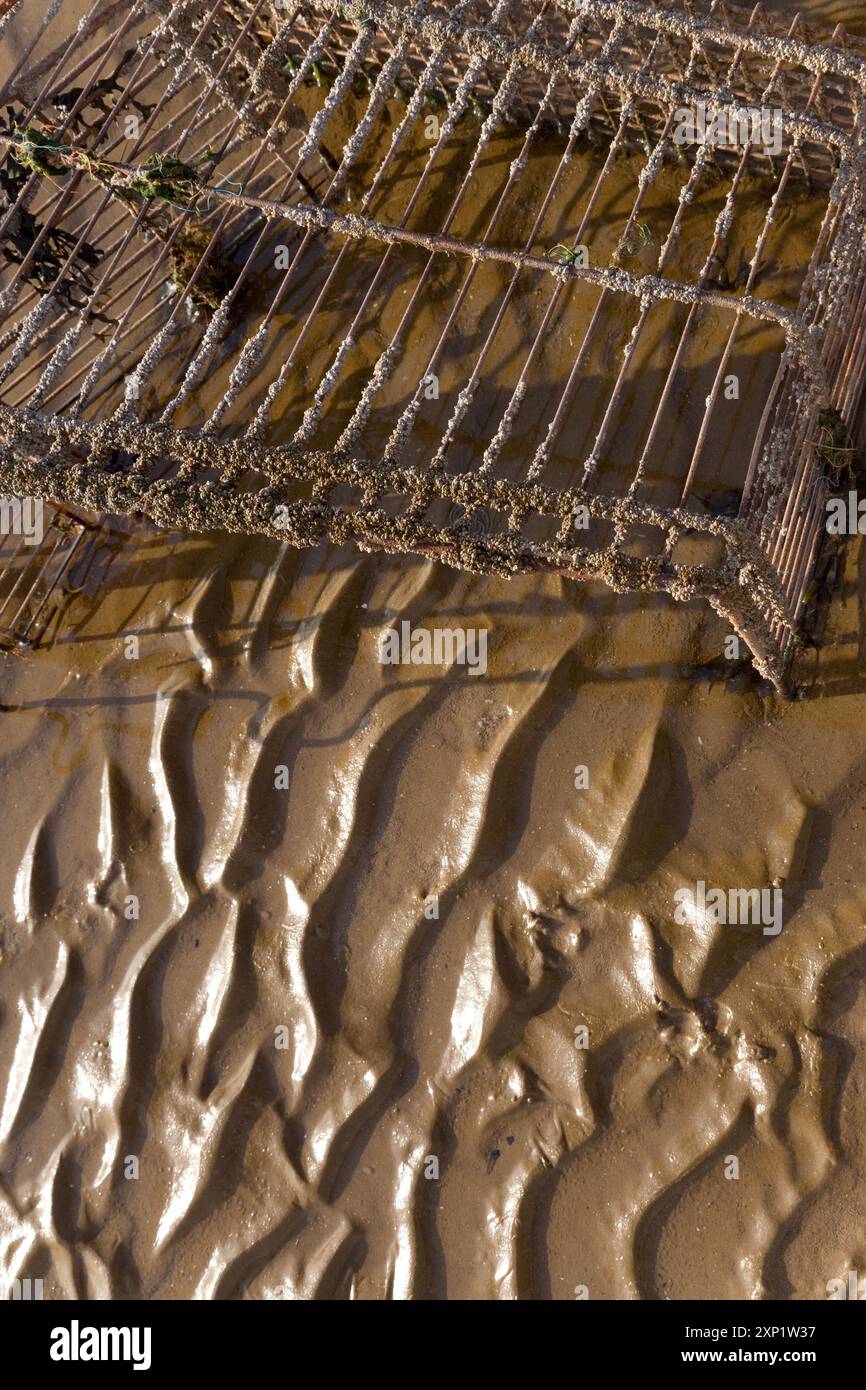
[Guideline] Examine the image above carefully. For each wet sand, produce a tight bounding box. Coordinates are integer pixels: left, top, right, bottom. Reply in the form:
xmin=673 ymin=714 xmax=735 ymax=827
xmin=2 ymin=0 xmax=866 ymax=1301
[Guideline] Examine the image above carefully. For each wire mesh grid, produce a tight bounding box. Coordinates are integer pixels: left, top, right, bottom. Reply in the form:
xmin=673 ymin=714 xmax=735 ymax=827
xmin=0 ymin=0 xmax=864 ymax=692
xmin=0 ymin=499 xmax=116 ymax=648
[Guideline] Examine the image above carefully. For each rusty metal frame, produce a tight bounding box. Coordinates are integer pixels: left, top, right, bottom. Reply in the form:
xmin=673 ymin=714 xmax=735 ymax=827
xmin=0 ymin=0 xmax=864 ymax=692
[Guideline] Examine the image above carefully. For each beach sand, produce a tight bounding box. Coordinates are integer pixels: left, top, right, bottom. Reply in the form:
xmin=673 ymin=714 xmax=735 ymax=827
xmin=1 ymin=0 xmax=866 ymax=1300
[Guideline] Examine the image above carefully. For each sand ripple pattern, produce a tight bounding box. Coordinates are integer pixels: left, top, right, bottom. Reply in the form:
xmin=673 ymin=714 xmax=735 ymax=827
xmin=0 ymin=529 xmax=865 ymax=1300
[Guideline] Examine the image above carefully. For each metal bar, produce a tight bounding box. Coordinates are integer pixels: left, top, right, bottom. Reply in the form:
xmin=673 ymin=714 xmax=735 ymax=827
xmin=413 ymin=17 xmax=651 ymax=493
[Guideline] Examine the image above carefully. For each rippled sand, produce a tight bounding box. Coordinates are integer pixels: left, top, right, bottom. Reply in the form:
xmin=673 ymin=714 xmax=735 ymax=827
xmin=2 ymin=524 xmax=866 ymax=1300
xmin=2 ymin=0 xmax=866 ymax=1301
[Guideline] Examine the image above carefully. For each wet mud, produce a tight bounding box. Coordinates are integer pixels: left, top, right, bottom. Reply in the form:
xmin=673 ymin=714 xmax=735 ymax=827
xmin=1 ymin=0 xmax=866 ymax=1301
